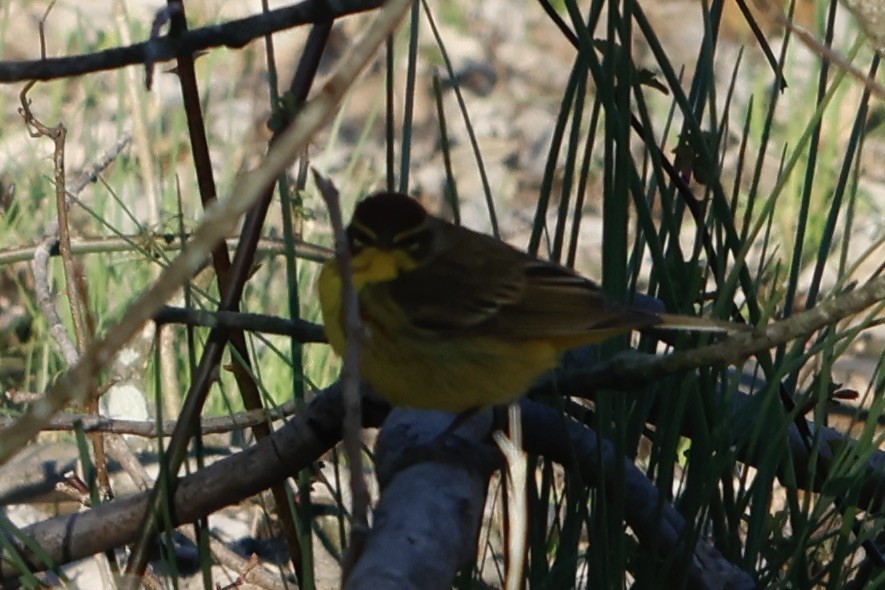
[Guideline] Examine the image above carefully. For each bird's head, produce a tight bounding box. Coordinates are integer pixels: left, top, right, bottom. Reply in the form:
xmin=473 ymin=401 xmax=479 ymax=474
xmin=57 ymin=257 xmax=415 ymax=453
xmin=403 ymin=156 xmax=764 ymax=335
xmin=346 ymin=192 xmax=435 ymax=283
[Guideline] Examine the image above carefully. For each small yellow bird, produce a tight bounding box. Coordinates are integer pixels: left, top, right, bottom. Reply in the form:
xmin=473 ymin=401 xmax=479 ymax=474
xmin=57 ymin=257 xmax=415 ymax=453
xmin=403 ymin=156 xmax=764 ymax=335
xmin=318 ymin=191 xmax=737 ymax=412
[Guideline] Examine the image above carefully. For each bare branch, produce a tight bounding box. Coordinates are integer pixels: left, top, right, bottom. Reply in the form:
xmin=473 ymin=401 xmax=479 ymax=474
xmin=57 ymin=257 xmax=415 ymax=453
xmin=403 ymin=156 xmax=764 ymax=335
xmin=0 ymin=235 xmax=331 ymax=266
xmin=313 ymin=170 xmax=371 ymax=575
xmin=555 ymin=277 xmax=885 ymax=393
xmin=0 ymin=0 xmax=384 ymax=83
xmin=32 ymin=236 xmax=79 ymax=366
xmin=2 ymin=379 xmax=882 ymax=584
xmin=152 ymin=305 xmax=326 ymax=343
xmin=348 ymin=409 xmax=496 ymax=590
xmin=0 ymin=400 xmax=300 ymax=436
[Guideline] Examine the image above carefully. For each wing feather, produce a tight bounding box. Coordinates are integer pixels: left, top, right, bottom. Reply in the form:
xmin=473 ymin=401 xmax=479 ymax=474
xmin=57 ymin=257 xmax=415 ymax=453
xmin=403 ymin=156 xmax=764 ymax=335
xmin=382 ymin=221 xmax=659 ymax=339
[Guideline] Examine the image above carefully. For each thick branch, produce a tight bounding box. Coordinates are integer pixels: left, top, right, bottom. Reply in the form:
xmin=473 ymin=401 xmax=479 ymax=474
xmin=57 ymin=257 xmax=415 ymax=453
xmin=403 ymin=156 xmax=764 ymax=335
xmin=3 ymin=374 xmax=882 ymax=583
xmin=346 ymin=410 xmax=496 ymax=590
xmin=0 ymin=382 xmax=380 ymax=581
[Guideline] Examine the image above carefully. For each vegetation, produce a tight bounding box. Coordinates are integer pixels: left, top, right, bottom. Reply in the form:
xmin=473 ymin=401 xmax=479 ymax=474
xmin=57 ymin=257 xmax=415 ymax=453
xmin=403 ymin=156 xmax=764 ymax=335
xmin=0 ymin=0 xmax=881 ymax=588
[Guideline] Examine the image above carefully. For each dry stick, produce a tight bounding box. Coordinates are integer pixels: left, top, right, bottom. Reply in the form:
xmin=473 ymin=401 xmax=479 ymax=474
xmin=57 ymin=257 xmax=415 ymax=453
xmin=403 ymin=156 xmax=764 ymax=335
xmin=493 ymin=428 xmax=528 ymax=590
xmin=0 ymin=235 xmax=331 ymax=266
xmin=19 ymin=81 xmax=78 ymax=366
xmin=752 ymin=0 xmax=885 ymax=99
xmin=0 ymin=400 xmax=300 ymax=436
xmin=32 ymin=236 xmax=79 ymax=366
xmin=555 ymin=276 xmax=885 ymax=393
xmin=312 ymin=171 xmax=371 ymax=578
xmin=22 ymin=39 xmax=118 ymax=570
xmin=105 ymin=431 xmax=290 ymax=590
xmin=113 ymin=1 xmax=161 ymax=225
xmin=23 ymin=133 xmax=133 ymax=363
xmin=0 ymin=0 xmax=414 ymax=468
xmin=0 ymin=0 xmax=386 ymax=83
xmin=51 ymin=125 xmax=115 ymax=505
xmin=17 ymin=79 xmax=88 ymax=359
xmin=348 ymin=410 xmax=496 ymax=590
xmin=152 ymin=305 xmax=326 ymax=343
xmin=195 ymin=541 xmax=286 ymax=590
xmin=154 ymin=0 xmax=308 ymax=582
xmin=105 ymin=435 xmax=153 ymax=492
xmin=18 ymin=51 xmax=128 ymax=532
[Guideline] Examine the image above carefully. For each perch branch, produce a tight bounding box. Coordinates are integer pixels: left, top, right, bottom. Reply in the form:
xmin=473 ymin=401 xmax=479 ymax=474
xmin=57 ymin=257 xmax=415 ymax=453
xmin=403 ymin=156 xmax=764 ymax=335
xmin=2 ymin=377 xmax=882 ymax=584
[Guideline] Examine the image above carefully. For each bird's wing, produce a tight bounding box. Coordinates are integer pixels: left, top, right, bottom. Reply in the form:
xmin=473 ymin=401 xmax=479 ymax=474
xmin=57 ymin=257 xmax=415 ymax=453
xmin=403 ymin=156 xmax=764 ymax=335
xmin=385 ymin=225 xmax=659 ymax=339
xmin=490 ymin=260 xmax=660 ymax=339
xmin=384 ymin=227 xmax=525 ymax=333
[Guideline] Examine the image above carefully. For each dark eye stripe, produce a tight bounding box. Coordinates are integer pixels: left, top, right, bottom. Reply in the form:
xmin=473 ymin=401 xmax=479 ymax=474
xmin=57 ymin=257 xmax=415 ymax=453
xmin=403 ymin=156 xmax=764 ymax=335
xmin=395 ymin=231 xmax=426 ymax=248
xmin=347 ymin=225 xmax=375 ymax=252
xmin=393 ymin=229 xmax=432 ymax=259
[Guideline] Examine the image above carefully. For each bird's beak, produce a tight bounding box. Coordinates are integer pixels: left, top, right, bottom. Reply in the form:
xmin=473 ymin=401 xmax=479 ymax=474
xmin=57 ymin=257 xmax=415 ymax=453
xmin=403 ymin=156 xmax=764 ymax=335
xmin=350 ymin=247 xmax=403 ymax=286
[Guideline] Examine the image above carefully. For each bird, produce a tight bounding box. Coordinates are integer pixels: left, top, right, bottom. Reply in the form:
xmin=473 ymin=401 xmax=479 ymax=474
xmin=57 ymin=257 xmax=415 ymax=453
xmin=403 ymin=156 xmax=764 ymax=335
xmin=318 ymin=191 xmax=741 ymax=413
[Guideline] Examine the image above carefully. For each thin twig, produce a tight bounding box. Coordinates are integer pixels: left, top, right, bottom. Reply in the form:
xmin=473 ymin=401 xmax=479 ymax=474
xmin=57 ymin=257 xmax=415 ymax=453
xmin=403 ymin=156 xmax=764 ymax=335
xmin=493 ymin=426 xmax=528 ymax=590
xmin=153 ymin=305 xmax=326 ymax=342
xmin=21 ymin=86 xmax=133 ymax=504
xmin=752 ymin=0 xmax=885 ymax=99
xmin=0 ymin=400 xmax=300 ymax=436
xmin=312 ymin=171 xmax=371 ymax=578
xmin=553 ymin=276 xmax=885 ymax=394
xmin=70 ymin=134 xmax=133 ymax=197
xmin=104 ymin=434 xmax=152 ymax=491
xmin=113 ymin=0 xmax=161 ymax=225
xmin=32 ymin=236 xmax=79 ymax=366
xmin=0 ymin=235 xmax=331 ymax=266
xmin=0 ymin=0 xmax=385 ymax=83
xmin=18 ymin=76 xmax=79 ymax=366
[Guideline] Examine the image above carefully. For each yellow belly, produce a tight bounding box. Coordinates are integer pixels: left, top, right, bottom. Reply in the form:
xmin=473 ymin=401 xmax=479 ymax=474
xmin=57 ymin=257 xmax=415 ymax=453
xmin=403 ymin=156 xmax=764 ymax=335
xmin=318 ymin=261 xmax=559 ymax=412
xmin=359 ymin=329 xmax=558 ymax=411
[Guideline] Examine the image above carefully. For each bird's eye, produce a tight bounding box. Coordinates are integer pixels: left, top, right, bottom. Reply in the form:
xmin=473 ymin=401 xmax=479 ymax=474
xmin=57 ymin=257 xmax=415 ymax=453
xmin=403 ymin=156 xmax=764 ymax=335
xmin=348 ymin=227 xmax=372 ymax=252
